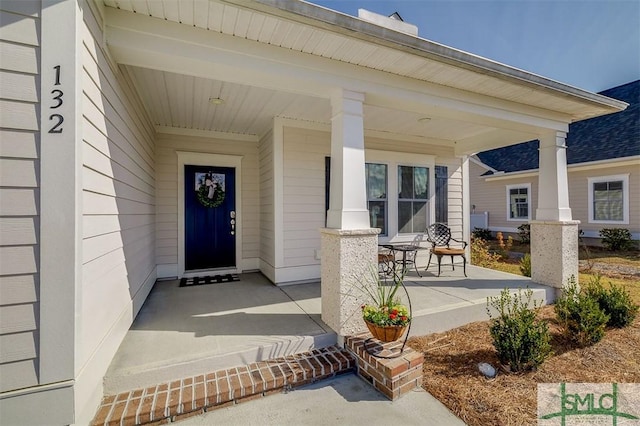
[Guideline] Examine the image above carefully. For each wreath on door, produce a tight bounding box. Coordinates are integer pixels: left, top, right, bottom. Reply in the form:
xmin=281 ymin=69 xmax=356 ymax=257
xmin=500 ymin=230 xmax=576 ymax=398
xmin=196 ymin=173 xmax=225 ymax=208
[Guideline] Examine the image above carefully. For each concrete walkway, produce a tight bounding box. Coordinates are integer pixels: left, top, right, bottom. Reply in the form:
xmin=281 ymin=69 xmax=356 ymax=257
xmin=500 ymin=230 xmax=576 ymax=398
xmin=175 ymin=373 xmax=466 ymax=426
xmin=104 ymin=267 xmax=551 ymax=394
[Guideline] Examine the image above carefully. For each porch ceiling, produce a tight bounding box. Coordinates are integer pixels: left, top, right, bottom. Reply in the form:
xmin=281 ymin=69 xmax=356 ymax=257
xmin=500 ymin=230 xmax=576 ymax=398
xmin=101 ymin=0 xmax=626 ymax=153
xmin=126 ymin=66 xmax=491 ymax=142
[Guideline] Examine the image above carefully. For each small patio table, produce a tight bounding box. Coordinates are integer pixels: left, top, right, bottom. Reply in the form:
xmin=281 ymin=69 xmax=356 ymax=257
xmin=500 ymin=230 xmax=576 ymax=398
xmin=381 ymin=244 xmax=423 ymax=277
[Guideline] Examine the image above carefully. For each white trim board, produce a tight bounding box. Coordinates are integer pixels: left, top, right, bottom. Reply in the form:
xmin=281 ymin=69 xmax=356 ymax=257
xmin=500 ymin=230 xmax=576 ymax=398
xmin=177 ymin=151 xmax=243 ymax=278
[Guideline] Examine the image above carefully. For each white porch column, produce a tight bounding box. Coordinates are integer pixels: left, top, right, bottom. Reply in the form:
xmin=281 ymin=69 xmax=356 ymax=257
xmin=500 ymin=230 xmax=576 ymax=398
xmin=531 ymin=131 xmax=580 ymax=296
xmin=326 ymin=89 xmax=370 ymax=229
xmin=321 ymin=89 xmax=378 ymax=342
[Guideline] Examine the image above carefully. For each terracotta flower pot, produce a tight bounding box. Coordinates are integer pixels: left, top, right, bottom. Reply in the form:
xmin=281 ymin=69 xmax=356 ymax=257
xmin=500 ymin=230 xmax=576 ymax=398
xmin=364 ymin=320 xmax=407 ymax=342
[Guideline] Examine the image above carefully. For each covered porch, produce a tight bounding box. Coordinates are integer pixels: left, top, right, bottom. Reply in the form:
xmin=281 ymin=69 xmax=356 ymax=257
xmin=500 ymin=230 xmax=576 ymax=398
xmin=104 ymin=267 xmax=552 ymax=395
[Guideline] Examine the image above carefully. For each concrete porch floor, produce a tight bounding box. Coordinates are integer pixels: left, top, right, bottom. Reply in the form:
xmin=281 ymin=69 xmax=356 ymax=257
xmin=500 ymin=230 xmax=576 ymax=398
xmin=104 ymin=266 xmax=553 ymax=395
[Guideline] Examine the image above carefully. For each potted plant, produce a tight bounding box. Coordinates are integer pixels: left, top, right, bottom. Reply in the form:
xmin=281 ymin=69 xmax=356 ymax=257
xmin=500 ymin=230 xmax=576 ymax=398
xmin=360 ymin=271 xmax=411 ymax=342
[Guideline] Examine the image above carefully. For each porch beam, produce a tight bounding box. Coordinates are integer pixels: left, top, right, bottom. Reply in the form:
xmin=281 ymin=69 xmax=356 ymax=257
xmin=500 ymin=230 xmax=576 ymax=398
xmin=104 ymin=8 xmax=571 ymax=136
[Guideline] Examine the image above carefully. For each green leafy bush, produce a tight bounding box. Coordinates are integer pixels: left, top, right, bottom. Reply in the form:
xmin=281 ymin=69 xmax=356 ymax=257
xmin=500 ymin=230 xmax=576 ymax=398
xmin=585 ymin=276 xmax=638 ymax=328
xmin=599 ymin=228 xmax=633 ymax=251
xmin=519 ymin=253 xmax=531 ymax=277
xmin=471 ymin=237 xmax=500 ymax=268
xmin=555 ymin=276 xmax=609 ymax=347
xmin=486 ymin=288 xmax=551 ymax=372
xmin=517 ymin=223 xmax=530 ymax=244
xmin=472 ymin=228 xmax=493 ymax=240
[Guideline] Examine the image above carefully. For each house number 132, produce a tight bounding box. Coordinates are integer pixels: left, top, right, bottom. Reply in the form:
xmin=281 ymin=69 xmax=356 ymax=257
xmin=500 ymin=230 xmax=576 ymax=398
xmin=48 ymin=65 xmax=64 ymax=134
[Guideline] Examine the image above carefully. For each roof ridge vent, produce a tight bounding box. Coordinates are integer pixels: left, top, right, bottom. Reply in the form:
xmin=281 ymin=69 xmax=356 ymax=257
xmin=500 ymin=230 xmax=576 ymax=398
xmin=357 ymin=9 xmax=418 ymax=36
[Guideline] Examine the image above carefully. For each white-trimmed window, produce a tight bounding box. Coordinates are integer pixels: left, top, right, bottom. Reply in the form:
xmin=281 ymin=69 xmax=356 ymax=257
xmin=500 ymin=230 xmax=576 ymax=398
xmin=398 ymin=165 xmax=429 ymax=233
xmin=506 ymin=184 xmax=531 ymax=221
xmin=366 ymin=163 xmax=388 ymax=236
xmin=588 ymin=175 xmax=629 ymax=224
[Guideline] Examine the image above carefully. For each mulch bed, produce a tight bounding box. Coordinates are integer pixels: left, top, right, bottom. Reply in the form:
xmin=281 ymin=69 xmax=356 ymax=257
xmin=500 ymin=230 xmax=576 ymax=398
xmin=408 ymin=305 xmax=640 ymax=426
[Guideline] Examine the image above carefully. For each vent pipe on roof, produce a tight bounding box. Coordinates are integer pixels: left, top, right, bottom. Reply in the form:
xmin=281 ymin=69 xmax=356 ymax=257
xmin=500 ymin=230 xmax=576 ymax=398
xmin=357 ymin=9 xmax=418 ymax=36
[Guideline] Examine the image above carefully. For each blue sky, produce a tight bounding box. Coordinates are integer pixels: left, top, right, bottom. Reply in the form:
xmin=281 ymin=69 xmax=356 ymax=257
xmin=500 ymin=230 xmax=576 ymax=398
xmin=312 ymin=0 xmax=640 ymax=93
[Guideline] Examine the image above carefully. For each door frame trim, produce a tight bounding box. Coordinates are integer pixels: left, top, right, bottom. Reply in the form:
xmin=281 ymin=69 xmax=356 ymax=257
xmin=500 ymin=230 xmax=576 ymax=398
xmin=177 ymin=151 xmax=243 ymax=278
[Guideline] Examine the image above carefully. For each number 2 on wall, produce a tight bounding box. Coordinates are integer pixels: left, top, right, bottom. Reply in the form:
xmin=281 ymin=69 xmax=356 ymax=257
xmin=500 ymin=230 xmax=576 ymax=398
xmin=48 ymin=65 xmax=64 ymax=134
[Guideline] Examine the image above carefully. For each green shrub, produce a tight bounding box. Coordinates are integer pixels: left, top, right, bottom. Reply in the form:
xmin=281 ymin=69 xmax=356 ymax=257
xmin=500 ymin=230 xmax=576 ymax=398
xmin=554 ymin=276 xmax=609 ymax=347
xmin=471 ymin=237 xmax=500 ymax=268
xmin=585 ymin=276 xmax=638 ymax=328
xmin=599 ymin=228 xmax=633 ymax=251
xmin=472 ymin=228 xmax=493 ymax=240
xmin=519 ymin=253 xmax=531 ymax=277
xmin=517 ymin=223 xmax=530 ymax=244
xmin=486 ymin=288 xmax=551 ymax=372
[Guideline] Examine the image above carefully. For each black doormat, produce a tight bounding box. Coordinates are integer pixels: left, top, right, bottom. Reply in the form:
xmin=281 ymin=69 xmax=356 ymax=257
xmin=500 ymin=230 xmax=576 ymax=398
xmin=179 ymin=274 xmax=240 ymax=287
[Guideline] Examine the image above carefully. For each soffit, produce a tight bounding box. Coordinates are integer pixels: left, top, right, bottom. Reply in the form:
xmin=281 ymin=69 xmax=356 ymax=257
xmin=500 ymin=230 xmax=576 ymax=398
xmin=103 ymin=0 xmax=625 ymax=122
xmin=127 ymin=66 xmax=489 ymax=140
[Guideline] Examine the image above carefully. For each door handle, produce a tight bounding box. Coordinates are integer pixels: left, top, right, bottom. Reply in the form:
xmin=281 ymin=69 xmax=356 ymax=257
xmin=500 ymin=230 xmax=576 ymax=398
xmin=230 ymin=211 xmax=236 ymax=235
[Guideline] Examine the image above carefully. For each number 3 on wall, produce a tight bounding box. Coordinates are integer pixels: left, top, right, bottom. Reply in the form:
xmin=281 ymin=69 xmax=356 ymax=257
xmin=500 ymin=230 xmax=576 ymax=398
xmin=48 ymin=65 xmax=64 ymax=134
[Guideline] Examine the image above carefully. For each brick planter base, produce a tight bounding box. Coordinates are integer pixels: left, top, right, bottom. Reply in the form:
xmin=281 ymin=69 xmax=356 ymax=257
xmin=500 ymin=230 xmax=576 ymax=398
xmin=345 ymin=334 xmax=423 ymax=401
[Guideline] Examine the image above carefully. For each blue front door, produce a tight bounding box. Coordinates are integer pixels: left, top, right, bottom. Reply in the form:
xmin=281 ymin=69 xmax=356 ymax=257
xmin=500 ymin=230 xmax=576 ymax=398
xmin=184 ymin=165 xmax=236 ymax=271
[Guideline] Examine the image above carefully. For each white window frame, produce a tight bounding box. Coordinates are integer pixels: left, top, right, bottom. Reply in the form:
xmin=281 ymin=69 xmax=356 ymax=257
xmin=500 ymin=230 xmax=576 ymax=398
xmin=365 ymin=150 xmax=435 ymax=243
xmin=588 ymin=174 xmax=629 ymax=225
xmin=506 ymin=184 xmax=531 ymax=221
xmin=397 ymin=164 xmax=430 ymax=234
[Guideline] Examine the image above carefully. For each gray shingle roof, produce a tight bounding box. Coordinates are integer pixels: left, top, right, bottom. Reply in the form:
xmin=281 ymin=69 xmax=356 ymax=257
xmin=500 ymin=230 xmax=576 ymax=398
xmin=476 ymin=80 xmax=639 ymax=174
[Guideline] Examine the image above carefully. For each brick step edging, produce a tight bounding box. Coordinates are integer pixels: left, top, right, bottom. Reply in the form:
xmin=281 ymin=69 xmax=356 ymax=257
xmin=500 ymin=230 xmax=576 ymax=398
xmin=92 ymin=346 xmax=355 ymax=425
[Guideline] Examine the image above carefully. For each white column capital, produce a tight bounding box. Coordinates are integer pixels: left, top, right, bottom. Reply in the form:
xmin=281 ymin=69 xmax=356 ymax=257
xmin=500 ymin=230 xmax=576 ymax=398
xmin=539 ymin=131 xmax=567 ymax=149
xmin=331 ymin=89 xmax=365 ymax=118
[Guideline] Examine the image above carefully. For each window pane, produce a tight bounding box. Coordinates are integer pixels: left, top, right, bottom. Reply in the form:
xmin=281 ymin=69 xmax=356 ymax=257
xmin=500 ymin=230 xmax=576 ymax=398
xmin=369 ymin=201 xmax=386 ymax=235
xmin=593 ymin=182 xmax=608 ymax=192
xmin=594 ymin=201 xmax=608 ymax=220
xmin=414 ymin=167 xmax=428 ymax=199
xmin=412 ymin=202 xmax=427 ymax=233
xmin=592 ymin=180 xmax=625 ymax=221
xmin=366 ymin=164 xmax=387 ymax=200
xmin=398 ymin=166 xmax=414 ymax=199
xmin=509 ymin=187 xmax=529 ymax=219
xmin=609 ymin=181 xmax=623 ymax=191
xmin=398 ymin=201 xmax=412 ymax=233
xmin=609 ymin=201 xmax=623 ymax=221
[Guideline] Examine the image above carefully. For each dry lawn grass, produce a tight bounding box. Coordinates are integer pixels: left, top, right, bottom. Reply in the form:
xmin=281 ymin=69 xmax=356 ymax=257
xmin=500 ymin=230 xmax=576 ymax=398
xmin=408 ymin=306 xmax=640 ymax=426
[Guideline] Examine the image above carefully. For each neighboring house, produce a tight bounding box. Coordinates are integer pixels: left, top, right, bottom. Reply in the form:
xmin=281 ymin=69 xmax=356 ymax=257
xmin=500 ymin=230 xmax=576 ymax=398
xmin=0 ymin=0 xmax=626 ymax=424
xmin=470 ymin=80 xmax=640 ymax=242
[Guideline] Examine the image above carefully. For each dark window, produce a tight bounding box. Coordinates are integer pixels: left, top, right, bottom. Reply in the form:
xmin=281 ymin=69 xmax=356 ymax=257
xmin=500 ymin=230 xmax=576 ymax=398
xmin=435 ymin=165 xmax=448 ymax=224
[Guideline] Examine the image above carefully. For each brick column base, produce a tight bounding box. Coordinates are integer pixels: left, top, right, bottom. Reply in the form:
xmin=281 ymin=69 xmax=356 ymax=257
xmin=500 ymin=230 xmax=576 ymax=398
xmin=345 ymin=334 xmax=423 ymax=400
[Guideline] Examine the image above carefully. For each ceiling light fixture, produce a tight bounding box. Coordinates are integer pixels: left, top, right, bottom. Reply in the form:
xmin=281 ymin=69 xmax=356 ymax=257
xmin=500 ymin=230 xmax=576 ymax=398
xmin=209 ymin=97 xmax=225 ymax=105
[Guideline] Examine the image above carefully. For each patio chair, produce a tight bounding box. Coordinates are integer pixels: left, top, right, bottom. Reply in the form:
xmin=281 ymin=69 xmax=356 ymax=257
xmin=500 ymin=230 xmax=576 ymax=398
xmin=425 ymin=223 xmax=468 ymax=277
xmin=378 ymin=245 xmax=397 ymax=277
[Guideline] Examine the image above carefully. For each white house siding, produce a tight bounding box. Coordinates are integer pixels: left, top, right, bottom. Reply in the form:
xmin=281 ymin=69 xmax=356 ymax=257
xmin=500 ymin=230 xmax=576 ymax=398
xmin=155 ymin=133 xmax=260 ymax=273
xmin=470 ymin=160 xmax=640 ymax=240
xmin=77 ymin=2 xmax=156 ymax=422
xmin=568 ymin=163 xmax=640 ymax=238
xmin=259 ymin=129 xmax=276 ymax=280
xmin=436 ymin=158 xmax=465 ymax=240
xmin=280 ymin=126 xmax=461 ymax=280
xmin=282 ymin=127 xmax=329 ymax=272
xmin=468 ymin=161 xmax=538 ymax=233
xmin=0 ymin=1 xmax=41 ymax=393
